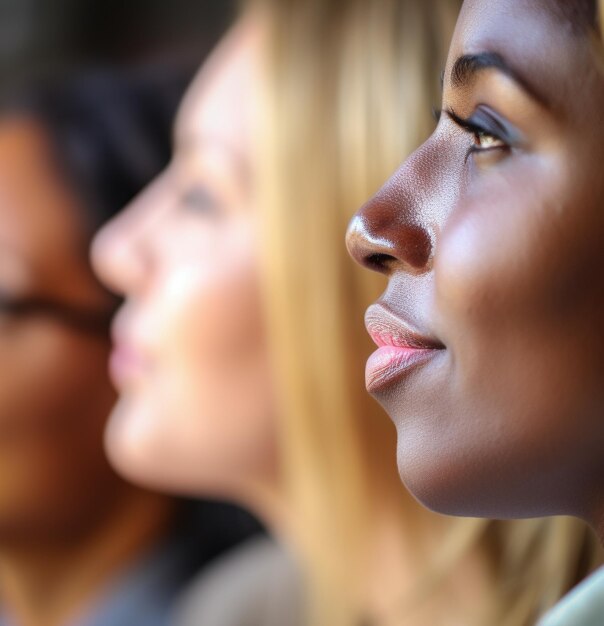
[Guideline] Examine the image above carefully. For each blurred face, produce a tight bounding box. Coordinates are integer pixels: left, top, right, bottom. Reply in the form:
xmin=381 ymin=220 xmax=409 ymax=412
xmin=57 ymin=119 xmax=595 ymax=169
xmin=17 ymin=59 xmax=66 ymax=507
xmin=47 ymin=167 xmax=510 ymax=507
xmin=92 ymin=23 xmax=277 ymax=500
xmin=0 ymin=117 xmax=124 ymax=540
xmin=347 ymin=0 xmax=604 ymax=523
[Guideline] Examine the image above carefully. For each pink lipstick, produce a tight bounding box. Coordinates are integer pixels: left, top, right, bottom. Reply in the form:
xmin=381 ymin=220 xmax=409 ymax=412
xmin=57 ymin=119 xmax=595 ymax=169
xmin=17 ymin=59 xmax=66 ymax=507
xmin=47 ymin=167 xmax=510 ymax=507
xmin=365 ymin=304 xmax=443 ymax=392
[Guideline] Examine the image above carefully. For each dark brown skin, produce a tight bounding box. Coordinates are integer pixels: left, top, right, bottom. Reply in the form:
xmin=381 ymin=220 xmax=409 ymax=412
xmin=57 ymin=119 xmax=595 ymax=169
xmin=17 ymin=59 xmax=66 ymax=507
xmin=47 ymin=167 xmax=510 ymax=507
xmin=0 ymin=117 xmax=174 ymax=626
xmin=347 ymin=0 xmax=604 ymax=538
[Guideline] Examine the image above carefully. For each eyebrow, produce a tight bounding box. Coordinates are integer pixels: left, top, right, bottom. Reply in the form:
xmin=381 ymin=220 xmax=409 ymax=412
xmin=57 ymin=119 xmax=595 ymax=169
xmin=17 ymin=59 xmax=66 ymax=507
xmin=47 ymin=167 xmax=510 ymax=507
xmin=450 ymin=52 xmax=547 ymax=105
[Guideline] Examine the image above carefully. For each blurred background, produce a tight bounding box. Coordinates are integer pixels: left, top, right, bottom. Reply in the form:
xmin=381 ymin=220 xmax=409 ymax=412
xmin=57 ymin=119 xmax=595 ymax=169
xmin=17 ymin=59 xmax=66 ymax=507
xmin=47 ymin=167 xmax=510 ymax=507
xmin=0 ymin=4 xmax=267 ymax=626
xmin=0 ymin=0 xmax=236 ymax=87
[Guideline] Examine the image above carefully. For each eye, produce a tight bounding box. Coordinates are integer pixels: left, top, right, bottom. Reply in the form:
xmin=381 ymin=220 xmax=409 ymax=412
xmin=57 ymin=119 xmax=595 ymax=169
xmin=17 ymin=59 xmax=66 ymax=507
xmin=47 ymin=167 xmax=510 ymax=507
xmin=180 ymin=184 xmax=224 ymax=219
xmin=181 ymin=185 xmax=220 ymax=213
xmin=472 ymin=130 xmax=507 ymax=152
xmin=0 ymin=287 xmax=115 ymax=334
xmin=445 ymin=107 xmax=514 ymax=160
xmin=0 ymin=290 xmax=35 ymax=332
xmin=0 ymin=289 xmax=24 ymax=316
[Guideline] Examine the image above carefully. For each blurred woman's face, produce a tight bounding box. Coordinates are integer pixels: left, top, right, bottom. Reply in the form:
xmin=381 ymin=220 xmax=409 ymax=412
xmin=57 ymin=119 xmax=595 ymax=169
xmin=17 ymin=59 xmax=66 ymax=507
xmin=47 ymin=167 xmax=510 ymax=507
xmin=347 ymin=0 xmax=604 ymax=523
xmin=0 ymin=118 xmax=123 ymax=538
xmin=92 ymin=23 xmax=277 ymax=500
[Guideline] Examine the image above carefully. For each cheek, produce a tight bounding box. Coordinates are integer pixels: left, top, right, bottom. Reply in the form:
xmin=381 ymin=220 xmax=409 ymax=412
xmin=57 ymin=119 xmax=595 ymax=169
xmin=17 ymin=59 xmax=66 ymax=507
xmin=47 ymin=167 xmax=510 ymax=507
xmin=434 ymin=157 xmax=597 ymax=346
xmin=162 ymin=243 xmax=270 ymax=408
xmin=0 ymin=327 xmax=113 ymax=435
xmin=427 ymin=157 xmax=604 ymax=504
xmin=0 ymin=328 xmax=119 ymax=523
xmin=176 ymin=273 xmax=273 ymax=455
xmin=110 ymin=224 xmax=277 ymax=495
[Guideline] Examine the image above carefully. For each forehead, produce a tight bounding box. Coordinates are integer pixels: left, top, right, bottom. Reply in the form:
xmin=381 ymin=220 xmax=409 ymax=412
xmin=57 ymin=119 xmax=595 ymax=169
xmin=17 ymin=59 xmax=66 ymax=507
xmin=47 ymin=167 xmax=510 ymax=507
xmin=0 ymin=118 xmax=82 ymax=241
xmin=175 ymin=21 xmax=259 ymax=150
xmin=0 ymin=118 xmax=86 ymax=282
xmin=457 ymin=0 xmax=594 ymax=36
xmin=448 ymin=0 xmax=594 ymax=105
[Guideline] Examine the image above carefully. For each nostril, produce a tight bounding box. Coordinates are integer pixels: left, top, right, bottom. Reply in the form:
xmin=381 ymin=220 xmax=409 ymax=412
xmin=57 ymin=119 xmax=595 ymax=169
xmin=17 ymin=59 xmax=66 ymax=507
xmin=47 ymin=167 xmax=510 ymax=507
xmin=346 ymin=208 xmax=433 ymax=275
xmin=365 ymin=253 xmax=395 ymax=274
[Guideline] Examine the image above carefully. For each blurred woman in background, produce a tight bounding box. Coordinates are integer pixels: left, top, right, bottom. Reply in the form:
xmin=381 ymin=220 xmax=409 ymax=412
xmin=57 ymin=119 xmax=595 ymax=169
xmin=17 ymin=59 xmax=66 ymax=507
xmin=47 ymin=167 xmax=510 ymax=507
xmin=0 ymin=69 xmax=257 ymax=626
xmin=93 ymin=1 xmax=602 ymax=625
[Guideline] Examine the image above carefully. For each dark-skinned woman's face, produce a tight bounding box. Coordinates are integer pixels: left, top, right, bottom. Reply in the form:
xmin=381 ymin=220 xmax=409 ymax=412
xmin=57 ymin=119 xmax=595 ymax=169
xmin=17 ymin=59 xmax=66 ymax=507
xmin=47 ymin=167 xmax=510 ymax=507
xmin=347 ymin=0 xmax=604 ymax=524
xmin=0 ymin=117 xmax=124 ymax=538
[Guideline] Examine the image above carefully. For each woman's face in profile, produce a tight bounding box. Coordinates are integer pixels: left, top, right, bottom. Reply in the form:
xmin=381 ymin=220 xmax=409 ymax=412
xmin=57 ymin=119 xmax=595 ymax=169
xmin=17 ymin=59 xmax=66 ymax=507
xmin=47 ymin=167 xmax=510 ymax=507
xmin=348 ymin=0 xmax=604 ymax=522
xmin=0 ymin=117 xmax=122 ymax=534
xmin=92 ymin=23 xmax=278 ymax=499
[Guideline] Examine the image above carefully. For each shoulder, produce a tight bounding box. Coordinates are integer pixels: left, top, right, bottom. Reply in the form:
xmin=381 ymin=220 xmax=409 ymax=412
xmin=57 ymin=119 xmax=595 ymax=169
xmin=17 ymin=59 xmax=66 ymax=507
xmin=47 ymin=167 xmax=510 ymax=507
xmin=172 ymin=537 xmax=306 ymax=626
xmin=538 ymin=567 xmax=604 ymax=626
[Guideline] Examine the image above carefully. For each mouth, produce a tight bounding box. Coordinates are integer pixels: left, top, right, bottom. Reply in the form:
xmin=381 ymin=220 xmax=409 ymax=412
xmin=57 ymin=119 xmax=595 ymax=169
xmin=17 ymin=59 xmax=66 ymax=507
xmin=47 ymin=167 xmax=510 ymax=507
xmin=109 ymin=315 xmax=152 ymax=389
xmin=365 ymin=304 xmax=444 ymax=393
xmin=109 ymin=343 xmax=148 ymax=389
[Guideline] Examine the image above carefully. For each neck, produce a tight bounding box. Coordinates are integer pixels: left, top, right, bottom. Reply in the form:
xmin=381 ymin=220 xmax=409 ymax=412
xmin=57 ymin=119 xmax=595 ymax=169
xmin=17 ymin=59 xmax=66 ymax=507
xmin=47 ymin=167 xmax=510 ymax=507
xmin=239 ymin=478 xmax=291 ymax=544
xmin=577 ymin=483 xmax=604 ymax=546
xmin=0 ymin=488 xmax=174 ymax=626
xmin=363 ymin=479 xmax=493 ymax=626
xmin=589 ymin=504 xmax=604 ymax=547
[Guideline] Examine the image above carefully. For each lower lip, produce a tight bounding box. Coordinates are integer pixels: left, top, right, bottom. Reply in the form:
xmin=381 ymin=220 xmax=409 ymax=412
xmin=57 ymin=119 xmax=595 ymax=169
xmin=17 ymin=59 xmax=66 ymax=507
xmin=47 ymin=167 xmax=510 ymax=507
xmin=109 ymin=345 xmax=148 ymax=388
xmin=366 ymin=346 xmax=438 ymax=393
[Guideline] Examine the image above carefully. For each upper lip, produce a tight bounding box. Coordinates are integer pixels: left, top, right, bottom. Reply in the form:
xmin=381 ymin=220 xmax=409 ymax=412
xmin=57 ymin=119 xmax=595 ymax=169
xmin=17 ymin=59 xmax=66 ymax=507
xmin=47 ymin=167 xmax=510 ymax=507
xmin=365 ymin=303 xmax=444 ymax=351
xmin=110 ymin=309 xmax=150 ymax=362
xmin=110 ymin=309 xmax=132 ymax=351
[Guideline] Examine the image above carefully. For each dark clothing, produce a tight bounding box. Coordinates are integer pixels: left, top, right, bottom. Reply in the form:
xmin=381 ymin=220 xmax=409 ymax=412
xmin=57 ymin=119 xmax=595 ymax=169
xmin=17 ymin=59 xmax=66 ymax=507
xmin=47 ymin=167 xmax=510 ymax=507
xmin=0 ymin=501 xmax=262 ymax=626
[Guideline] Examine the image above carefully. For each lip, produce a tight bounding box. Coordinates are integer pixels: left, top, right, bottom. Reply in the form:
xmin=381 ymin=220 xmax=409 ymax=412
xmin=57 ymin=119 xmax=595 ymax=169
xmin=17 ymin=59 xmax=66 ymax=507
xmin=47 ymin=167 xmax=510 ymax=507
xmin=365 ymin=304 xmax=444 ymax=393
xmin=109 ymin=316 xmax=152 ymax=389
xmin=109 ymin=343 xmax=149 ymax=388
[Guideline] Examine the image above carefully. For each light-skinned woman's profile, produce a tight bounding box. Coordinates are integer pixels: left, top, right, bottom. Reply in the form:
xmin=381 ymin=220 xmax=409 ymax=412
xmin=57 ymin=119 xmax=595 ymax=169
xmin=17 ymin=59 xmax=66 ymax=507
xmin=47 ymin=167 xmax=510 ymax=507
xmin=94 ymin=1 xmax=602 ymax=625
xmin=347 ymin=0 xmax=604 ymax=624
xmin=0 ymin=69 xmax=258 ymax=626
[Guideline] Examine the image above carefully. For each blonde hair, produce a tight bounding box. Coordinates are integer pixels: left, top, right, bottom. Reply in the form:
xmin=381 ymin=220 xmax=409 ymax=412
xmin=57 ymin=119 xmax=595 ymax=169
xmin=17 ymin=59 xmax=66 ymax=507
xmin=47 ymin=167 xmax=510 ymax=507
xmin=252 ymin=0 xmax=603 ymax=624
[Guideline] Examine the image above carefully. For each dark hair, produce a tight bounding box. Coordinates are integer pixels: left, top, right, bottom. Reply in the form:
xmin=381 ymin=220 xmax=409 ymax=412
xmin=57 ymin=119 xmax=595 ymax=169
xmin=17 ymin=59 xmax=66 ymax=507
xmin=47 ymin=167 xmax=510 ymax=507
xmin=1 ymin=65 xmax=192 ymax=231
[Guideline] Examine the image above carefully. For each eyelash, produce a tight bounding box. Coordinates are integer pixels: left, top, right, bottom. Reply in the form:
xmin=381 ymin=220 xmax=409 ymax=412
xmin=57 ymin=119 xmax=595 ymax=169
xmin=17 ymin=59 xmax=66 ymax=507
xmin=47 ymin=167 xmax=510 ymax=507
xmin=181 ymin=186 xmax=220 ymax=214
xmin=443 ymin=108 xmax=510 ymax=161
xmin=0 ymin=290 xmax=115 ymax=333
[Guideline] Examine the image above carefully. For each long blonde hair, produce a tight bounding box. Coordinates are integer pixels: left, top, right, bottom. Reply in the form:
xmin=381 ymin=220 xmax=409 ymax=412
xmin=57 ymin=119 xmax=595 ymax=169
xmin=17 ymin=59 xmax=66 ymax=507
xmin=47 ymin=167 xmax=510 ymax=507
xmin=253 ymin=1 xmax=602 ymax=624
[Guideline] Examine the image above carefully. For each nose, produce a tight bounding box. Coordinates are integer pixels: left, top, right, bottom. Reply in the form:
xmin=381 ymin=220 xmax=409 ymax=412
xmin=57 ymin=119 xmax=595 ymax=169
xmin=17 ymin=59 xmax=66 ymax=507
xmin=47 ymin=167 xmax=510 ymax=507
xmin=346 ymin=153 xmax=434 ymax=276
xmin=91 ymin=180 xmax=161 ymax=298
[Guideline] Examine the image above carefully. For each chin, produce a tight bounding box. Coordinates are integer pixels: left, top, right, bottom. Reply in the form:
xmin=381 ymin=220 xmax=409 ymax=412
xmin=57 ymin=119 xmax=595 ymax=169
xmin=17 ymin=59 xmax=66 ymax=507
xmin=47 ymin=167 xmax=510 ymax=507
xmin=394 ymin=431 xmax=557 ymax=520
xmin=103 ymin=399 xmax=171 ymax=491
xmin=395 ymin=445 xmax=471 ymax=516
xmin=103 ymin=401 xmax=241 ymax=500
